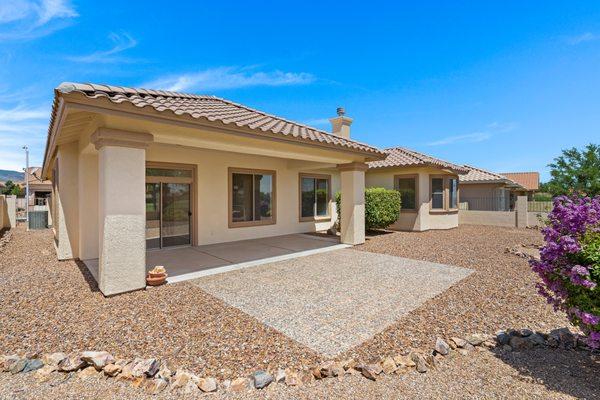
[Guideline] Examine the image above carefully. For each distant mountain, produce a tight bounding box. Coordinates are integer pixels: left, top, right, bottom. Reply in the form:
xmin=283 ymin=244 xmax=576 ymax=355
xmin=0 ymin=169 xmax=24 ymax=183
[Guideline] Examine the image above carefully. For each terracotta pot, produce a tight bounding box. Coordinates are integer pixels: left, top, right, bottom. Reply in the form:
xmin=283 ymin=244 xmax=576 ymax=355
xmin=148 ymin=272 xmax=166 ymax=279
xmin=146 ymin=275 xmax=168 ymax=286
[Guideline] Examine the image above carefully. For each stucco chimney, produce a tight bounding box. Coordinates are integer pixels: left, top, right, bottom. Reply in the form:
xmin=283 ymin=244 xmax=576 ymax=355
xmin=329 ymin=107 xmax=353 ymax=139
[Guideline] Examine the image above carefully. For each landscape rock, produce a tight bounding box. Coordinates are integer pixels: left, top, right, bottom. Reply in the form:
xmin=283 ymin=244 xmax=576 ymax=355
xmin=342 ymin=358 xmax=357 ymax=371
xmin=381 ymin=356 xmax=397 ymax=374
xmin=284 ymin=369 xmax=301 ymax=386
xmin=496 ymin=330 xmax=510 ymax=345
xmin=103 ymin=363 xmax=122 ymax=377
xmin=410 ymin=352 xmax=428 ymax=373
xmin=78 ymin=366 xmax=101 ymax=380
xmin=143 ymin=378 xmax=168 ymax=395
xmin=393 ymin=355 xmax=415 ymax=368
xmin=2 ymin=355 xmax=20 ymax=372
xmin=197 ymin=377 xmax=218 ymax=392
xmin=275 ymin=368 xmax=286 ymax=383
xmin=450 ymin=337 xmax=468 ymax=348
xmin=80 ymin=351 xmax=115 ymax=370
xmin=58 ymin=355 xmax=86 ymax=372
xmin=35 ymin=365 xmax=56 ymax=382
xmin=131 ymin=358 xmax=160 ymax=378
xmin=230 ymin=377 xmax=252 ymax=392
xmin=510 ymin=335 xmax=534 ymax=351
xmin=357 ymin=363 xmax=382 ymax=381
xmin=253 ymin=370 xmax=274 ymax=389
xmin=466 ymin=333 xmax=487 ymax=346
xmin=434 ymin=338 xmax=450 ymax=355
xmin=529 ymin=333 xmax=546 ymax=346
xmin=519 ymin=328 xmax=534 ymax=337
xmin=10 ymin=358 xmax=27 ymax=374
xmin=43 ymin=352 xmax=67 ymax=367
xmin=22 ymin=359 xmax=44 ymax=373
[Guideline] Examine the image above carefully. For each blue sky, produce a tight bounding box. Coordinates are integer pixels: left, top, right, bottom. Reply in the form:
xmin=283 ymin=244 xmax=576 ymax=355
xmin=1 ymin=1 xmax=600 ymax=181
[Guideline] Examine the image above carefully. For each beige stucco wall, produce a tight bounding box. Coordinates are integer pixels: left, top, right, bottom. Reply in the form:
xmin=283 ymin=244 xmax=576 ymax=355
xmin=365 ymin=166 xmax=458 ymax=231
xmin=459 ymin=210 xmax=516 ymax=227
xmin=55 ymin=142 xmax=79 ymax=260
xmin=76 ymin=142 xmax=343 ymax=261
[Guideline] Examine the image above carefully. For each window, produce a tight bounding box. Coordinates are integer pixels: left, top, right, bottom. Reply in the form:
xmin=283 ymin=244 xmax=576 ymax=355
xmin=448 ymin=177 xmax=458 ymax=209
xmin=430 ymin=175 xmax=460 ymax=211
xmin=431 ymin=178 xmax=444 ymax=209
xmin=394 ymin=175 xmax=417 ymax=211
xmin=229 ymin=169 xmax=276 ymax=227
xmin=300 ymin=174 xmax=331 ymax=221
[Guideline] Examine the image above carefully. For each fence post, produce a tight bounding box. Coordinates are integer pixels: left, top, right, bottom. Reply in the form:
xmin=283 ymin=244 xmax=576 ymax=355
xmin=516 ymin=196 xmax=528 ymax=228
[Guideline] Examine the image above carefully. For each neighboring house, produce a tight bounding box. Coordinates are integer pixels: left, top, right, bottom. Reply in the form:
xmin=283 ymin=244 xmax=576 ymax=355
xmin=500 ymin=172 xmax=539 ymax=200
xmin=22 ymin=167 xmax=53 ymax=206
xmin=41 ymin=83 xmax=385 ymax=296
xmin=459 ymin=165 xmax=527 ymax=211
xmin=366 ymin=147 xmax=469 ymax=231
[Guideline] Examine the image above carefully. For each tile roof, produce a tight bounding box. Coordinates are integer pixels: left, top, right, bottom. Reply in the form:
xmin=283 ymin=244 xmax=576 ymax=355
xmin=500 ymin=172 xmax=539 ymax=191
xmin=367 ymin=147 xmax=470 ymax=174
xmin=459 ymin=165 xmax=524 ymax=188
xmin=51 ymin=82 xmax=384 ymax=157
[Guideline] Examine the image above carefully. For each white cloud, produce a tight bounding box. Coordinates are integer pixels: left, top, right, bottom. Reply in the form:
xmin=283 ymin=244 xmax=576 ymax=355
xmin=67 ymin=32 xmax=138 ymax=63
xmin=427 ymin=132 xmax=491 ymax=146
xmin=426 ymin=121 xmax=517 ymax=146
xmin=566 ymin=32 xmax=599 ymax=45
xmin=0 ymin=105 xmax=49 ymax=170
xmin=144 ymin=66 xmax=316 ymax=92
xmin=0 ymin=0 xmax=78 ymax=40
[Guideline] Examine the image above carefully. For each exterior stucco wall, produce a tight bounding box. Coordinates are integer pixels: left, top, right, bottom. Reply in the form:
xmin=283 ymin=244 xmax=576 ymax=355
xmin=365 ymin=166 xmax=458 ymax=231
xmin=146 ymin=144 xmax=340 ymax=246
xmin=78 ymin=151 xmax=99 ymax=260
xmin=459 ymin=210 xmax=516 ymax=227
xmin=55 ymin=142 xmax=79 ymax=260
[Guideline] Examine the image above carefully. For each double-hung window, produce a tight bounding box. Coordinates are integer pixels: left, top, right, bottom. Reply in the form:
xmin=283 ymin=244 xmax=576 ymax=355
xmin=230 ymin=168 xmax=276 ymax=227
xmin=300 ymin=174 xmax=331 ymax=221
xmin=430 ymin=175 xmax=459 ymax=211
xmin=394 ymin=175 xmax=417 ymax=211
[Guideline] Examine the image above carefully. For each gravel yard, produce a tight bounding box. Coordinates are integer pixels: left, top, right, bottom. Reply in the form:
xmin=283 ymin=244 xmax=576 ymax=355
xmin=1 ymin=224 xmax=597 ymax=399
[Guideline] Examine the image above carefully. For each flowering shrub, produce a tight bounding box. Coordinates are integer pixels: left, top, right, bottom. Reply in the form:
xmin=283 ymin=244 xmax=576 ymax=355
xmin=530 ymin=195 xmax=600 ymax=348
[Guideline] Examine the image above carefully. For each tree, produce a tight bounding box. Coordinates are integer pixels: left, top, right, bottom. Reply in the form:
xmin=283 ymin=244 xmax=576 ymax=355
xmin=546 ymin=144 xmax=600 ymax=196
xmin=1 ymin=180 xmax=24 ymax=196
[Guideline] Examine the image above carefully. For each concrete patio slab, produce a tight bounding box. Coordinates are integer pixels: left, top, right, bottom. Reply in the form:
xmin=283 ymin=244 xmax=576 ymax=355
xmin=192 ymin=248 xmax=472 ymax=356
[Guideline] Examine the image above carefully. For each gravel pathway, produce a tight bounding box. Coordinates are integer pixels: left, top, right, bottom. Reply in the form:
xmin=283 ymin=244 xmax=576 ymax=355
xmin=194 ymin=249 xmax=471 ymax=356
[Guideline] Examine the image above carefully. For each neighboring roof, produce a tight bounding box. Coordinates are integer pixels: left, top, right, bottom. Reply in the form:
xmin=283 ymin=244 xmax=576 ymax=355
xmin=459 ymin=165 xmax=525 ymax=188
xmin=23 ymin=167 xmax=52 ymax=185
xmin=500 ymin=172 xmax=540 ymax=191
xmin=367 ymin=147 xmax=470 ymax=174
xmin=47 ymin=82 xmax=384 ymax=159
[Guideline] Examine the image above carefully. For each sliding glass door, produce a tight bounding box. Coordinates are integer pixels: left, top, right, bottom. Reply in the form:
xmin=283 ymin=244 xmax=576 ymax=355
xmin=145 ymin=166 xmax=193 ymax=249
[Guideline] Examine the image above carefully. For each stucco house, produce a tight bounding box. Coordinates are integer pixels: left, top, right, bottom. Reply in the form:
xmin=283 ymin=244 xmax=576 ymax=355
xmin=366 ymin=147 xmax=469 ymax=231
xmin=41 ymin=83 xmax=385 ymax=296
xmin=500 ymin=172 xmax=539 ymax=200
xmin=22 ymin=167 xmax=53 ymax=206
xmin=459 ymin=166 xmax=527 ymax=211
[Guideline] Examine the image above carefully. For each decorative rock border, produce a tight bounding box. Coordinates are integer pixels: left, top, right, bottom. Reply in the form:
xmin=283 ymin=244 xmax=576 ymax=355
xmin=1 ymin=328 xmax=597 ymax=395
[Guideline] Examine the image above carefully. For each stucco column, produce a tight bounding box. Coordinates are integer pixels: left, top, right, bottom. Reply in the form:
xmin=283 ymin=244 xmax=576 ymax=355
xmin=338 ymin=162 xmax=367 ymax=245
xmin=516 ymin=195 xmax=528 ymax=228
xmin=92 ymin=128 xmax=153 ymax=296
xmin=56 ymin=142 xmax=79 ymax=260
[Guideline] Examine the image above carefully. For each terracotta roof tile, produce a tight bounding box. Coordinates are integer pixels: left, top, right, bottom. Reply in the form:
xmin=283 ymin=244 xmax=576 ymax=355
xmin=50 ymin=82 xmax=383 ymax=157
xmin=459 ymin=165 xmax=525 ymax=189
xmin=499 ymin=172 xmax=539 ymax=191
xmin=367 ymin=147 xmax=469 ymax=174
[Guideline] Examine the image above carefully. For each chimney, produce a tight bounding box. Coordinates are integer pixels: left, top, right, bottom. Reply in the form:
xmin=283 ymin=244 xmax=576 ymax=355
xmin=329 ymin=107 xmax=353 ymax=139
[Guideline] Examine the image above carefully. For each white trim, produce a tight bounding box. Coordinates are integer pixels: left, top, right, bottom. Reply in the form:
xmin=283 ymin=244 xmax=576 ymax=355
xmin=167 ymin=243 xmax=350 ymax=284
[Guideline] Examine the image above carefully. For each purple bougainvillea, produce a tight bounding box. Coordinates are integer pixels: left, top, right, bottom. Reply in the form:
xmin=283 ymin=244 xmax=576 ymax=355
xmin=530 ymin=195 xmax=600 ymax=348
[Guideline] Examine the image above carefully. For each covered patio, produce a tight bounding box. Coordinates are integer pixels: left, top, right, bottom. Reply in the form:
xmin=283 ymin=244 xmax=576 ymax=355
xmin=84 ymin=233 xmax=346 ymax=284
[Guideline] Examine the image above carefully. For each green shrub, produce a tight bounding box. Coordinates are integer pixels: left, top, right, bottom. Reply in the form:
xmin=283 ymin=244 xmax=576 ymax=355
xmin=335 ymin=187 xmax=401 ymax=231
